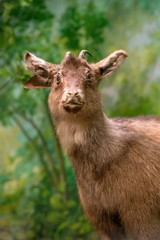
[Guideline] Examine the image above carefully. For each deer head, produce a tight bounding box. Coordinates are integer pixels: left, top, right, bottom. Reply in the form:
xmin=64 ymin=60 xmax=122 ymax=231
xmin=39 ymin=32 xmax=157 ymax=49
xmin=24 ymin=50 xmax=127 ymax=120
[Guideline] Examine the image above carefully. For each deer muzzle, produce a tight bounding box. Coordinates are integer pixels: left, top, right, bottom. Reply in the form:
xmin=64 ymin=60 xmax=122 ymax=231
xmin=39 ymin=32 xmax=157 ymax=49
xmin=62 ymin=90 xmax=84 ymax=113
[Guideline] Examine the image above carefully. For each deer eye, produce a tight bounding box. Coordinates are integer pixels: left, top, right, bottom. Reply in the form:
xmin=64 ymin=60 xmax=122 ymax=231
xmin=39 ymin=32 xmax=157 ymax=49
xmin=86 ymin=72 xmax=93 ymax=82
xmin=56 ymin=74 xmax=61 ymax=85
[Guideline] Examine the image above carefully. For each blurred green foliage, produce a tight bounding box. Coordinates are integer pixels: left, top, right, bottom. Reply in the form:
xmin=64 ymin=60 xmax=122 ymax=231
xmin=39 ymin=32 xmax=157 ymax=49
xmin=0 ymin=0 xmax=160 ymax=239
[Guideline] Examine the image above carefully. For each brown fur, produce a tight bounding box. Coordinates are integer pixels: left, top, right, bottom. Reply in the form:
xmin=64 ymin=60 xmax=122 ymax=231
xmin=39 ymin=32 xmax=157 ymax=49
xmin=24 ymin=50 xmax=160 ymax=240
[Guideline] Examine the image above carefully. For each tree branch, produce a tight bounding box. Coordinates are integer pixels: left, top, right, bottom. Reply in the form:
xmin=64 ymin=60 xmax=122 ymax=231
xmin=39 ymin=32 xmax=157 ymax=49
xmin=12 ymin=113 xmax=58 ymax=190
xmin=0 ymin=78 xmax=13 ymax=93
xmin=44 ymin=101 xmax=68 ymax=199
xmin=11 ymin=106 xmax=59 ymax=187
xmin=20 ymin=114 xmax=59 ymax=185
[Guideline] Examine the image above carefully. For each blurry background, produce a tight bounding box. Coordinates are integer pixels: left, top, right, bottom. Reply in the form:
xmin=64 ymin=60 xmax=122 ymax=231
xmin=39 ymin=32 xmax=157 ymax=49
xmin=1 ymin=0 xmax=160 ymax=239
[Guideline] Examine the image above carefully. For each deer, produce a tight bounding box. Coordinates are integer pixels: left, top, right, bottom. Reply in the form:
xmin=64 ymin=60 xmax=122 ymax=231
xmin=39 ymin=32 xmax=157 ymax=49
xmin=23 ymin=49 xmax=160 ymax=240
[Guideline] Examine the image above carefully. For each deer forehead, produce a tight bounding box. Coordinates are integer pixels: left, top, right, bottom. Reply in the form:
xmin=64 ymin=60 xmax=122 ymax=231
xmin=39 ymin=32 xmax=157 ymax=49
xmin=56 ymin=66 xmax=93 ymax=89
xmin=60 ymin=66 xmax=91 ymax=75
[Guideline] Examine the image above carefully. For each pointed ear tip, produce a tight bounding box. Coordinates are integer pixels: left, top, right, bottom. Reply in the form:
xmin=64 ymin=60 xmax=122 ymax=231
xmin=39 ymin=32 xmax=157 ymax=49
xmin=23 ymin=84 xmax=29 ymax=89
xmin=115 ymin=50 xmax=128 ymax=58
xmin=124 ymin=52 xmax=128 ymax=57
xmin=24 ymin=51 xmax=32 ymax=60
xmin=24 ymin=51 xmax=29 ymax=56
xmin=120 ymin=50 xmax=128 ymax=57
xmin=23 ymin=80 xmax=31 ymax=88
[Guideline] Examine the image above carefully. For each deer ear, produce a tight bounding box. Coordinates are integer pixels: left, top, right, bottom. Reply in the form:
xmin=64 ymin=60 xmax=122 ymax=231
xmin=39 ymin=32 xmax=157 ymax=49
xmin=24 ymin=75 xmax=52 ymax=89
xmin=96 ymin=50 xmax=128 ymax=78
xmin=23 ymin=52 xmax=53 ymax=88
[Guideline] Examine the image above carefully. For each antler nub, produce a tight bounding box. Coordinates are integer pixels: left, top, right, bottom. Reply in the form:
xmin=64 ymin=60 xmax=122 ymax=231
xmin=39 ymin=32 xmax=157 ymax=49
xmin=79 ymin=50 xmax=93 ymax=59
xmin=65 ymin=51 xmax=72 ymax=58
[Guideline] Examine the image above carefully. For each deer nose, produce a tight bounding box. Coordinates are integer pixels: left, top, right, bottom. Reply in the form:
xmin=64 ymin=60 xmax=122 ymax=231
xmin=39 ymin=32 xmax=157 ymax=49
xmin=62 ymin=90 xmax=83 ymax=103
xmin=66 ymin=91 xmax=79 ymax=98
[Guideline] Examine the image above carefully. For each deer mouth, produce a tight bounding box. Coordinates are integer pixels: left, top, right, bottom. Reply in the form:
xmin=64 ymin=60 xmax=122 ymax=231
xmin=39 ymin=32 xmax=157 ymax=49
xmin=63 ymin=100 xmax=84 ymax=113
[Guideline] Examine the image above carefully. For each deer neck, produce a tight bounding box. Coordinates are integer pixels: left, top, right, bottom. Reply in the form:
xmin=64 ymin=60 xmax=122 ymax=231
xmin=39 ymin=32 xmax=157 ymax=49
xmin=55 ymin=110 xmax=124 ymax=163
xmin=55 ymin=111 xmax=127 ymax=185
